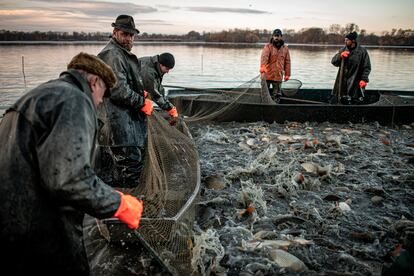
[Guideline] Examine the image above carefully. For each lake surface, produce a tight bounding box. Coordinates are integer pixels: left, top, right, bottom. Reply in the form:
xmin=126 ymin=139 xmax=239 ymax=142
xmin=1 ymin=42 xmax=414 ymax=115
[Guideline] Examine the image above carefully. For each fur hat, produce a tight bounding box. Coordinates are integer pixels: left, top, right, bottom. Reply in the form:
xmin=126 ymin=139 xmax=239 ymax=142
xmin=111 ymin=15 xmax=140 ymax=35
xmin=67 ymin=52 xmax=116 ymax=96
xmin=158 ymin=53 xmax=175 ymax=69
xmin=345 ymin=31 xmax=358 ymax=41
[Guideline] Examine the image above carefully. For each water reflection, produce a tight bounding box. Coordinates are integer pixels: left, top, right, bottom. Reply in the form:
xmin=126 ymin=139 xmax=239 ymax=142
xmin=1 ymin=43 xmax=413 ymax=113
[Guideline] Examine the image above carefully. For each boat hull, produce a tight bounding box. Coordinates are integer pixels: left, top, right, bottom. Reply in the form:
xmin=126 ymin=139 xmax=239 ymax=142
xmin=168 ymin=88 xmax=414 ymax=124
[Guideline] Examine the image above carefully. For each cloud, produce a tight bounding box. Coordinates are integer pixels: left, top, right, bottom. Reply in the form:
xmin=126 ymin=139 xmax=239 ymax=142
xmin=0 ymin=0 xmax=161 ymax=32
xmin=185 ymin=6 xmax=271 ymax=14
xmin=1 ymin=1 xmax=157 ymax=17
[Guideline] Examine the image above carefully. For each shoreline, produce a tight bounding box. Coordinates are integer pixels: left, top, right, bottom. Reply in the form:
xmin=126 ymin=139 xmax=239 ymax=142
xmin=1 ymin=40 xmax=414 ymax=49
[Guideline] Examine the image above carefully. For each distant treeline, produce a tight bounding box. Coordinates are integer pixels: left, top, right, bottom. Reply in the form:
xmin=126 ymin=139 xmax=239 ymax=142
xmin=1 ymin=23 xmax=414 ymax=46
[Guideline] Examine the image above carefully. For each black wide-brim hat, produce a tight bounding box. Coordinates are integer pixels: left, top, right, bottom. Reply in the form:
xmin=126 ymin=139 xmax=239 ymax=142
xmin=111 ymin=14 xmax=140 ymax=35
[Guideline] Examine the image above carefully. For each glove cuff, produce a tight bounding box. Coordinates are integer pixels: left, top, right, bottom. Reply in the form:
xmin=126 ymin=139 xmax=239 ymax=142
xmin=113 ymin=192 xmax=144 ymax=229
xmin=168 ymin=107 xmax=178 ymax=118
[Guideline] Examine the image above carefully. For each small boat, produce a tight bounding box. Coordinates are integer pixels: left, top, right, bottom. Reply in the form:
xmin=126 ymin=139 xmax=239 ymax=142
xmin=167 ymin=87 xmax=414 ymax=125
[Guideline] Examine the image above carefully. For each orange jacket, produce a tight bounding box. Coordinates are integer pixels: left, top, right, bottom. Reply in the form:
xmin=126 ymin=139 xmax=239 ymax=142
xmin=260 ymin=43 xmax=291 ymax=81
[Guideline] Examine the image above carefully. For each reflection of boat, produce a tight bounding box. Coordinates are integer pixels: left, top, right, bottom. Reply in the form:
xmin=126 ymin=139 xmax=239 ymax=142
xmin=167 ymin=88 xmax=414 ymax=124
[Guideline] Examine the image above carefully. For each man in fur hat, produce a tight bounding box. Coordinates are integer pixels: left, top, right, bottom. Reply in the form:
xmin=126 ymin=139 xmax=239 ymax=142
xmin=0 ymin=52 xmax=144 ymax=275
xmin=96 ymin=14 xmax=153 ymax=188
xmin=260 ymin=28 xmax=291 ymax=103
xmin=331 ymin=31 xmax=371 ymax=104
xmin=139 ymin=52 xmax=179 ymax=125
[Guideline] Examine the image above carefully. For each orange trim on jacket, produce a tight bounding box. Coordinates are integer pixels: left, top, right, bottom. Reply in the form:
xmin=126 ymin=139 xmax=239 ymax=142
xmin=260 ymin=43 xmax=291 ymax=81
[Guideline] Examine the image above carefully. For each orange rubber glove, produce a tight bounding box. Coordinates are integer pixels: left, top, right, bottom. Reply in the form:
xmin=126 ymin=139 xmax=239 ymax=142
xmin=113 ymin=191 xmax=144 ymax=230
xmin=340 ymin=51 xmax=350 ymax=58
xmin=168 ymin=107 xmax=178 ymax=118
xmin=141 ymin=98 xmax=154 ymax=116
xmin=259 ymin=65 xmax=267 ymax=74
xmin=359 ymin=80 xmax=367 ymax=88
xmin=284 ymin=75 xmax=290 ymax=81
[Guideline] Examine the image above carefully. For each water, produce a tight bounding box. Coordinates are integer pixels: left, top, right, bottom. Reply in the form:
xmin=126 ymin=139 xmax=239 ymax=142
xmin=1 ymin=42 xmax=413 ymax=274
xmin=1 ymin=42 xmax=414 ymax=115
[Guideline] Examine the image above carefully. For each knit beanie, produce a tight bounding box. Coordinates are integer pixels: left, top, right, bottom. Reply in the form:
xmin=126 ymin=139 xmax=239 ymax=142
xmin=158 ymin=53 xmax=175 ymax=69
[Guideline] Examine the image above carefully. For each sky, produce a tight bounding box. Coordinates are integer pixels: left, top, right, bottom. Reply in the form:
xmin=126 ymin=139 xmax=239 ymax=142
xmin=0 ymin=0 xmax=413 ymax=34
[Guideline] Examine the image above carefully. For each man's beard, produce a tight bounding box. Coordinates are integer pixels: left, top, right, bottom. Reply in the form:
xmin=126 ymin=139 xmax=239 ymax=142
xmin=272 ymin=39 xmax=284 ymax=49
xmin=121 ymin=41 xmax=133 ymax=51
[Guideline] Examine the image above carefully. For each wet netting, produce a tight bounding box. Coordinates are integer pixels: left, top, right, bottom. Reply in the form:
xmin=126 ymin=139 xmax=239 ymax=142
xmin=84 ymin=111 xmax=200 ymax=275
xmin=173 ymin=75 xmax=302 ymax=123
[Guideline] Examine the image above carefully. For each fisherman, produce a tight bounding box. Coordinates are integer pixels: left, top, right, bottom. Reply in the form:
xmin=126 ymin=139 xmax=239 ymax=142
xmin=260 ymin=28 xmax=291 ymax=103
xmin=0 ymin=52 xmax=143 ymax=275
xmin=331 ymin=31 xmax=371 ymax=104
xmin=139 ymin=52 xmax=179 ymax=125
xmin=96 ymin=14 xmax=153 ymax=188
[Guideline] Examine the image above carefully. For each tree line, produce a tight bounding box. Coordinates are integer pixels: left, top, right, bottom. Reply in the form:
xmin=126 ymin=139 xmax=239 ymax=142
xmin=1 ymin=24 xmax=413 ymax=46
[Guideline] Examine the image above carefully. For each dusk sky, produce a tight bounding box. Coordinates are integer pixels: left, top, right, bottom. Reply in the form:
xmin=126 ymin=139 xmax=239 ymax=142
xmin=0 ymin=0 xmax=413 ymax=34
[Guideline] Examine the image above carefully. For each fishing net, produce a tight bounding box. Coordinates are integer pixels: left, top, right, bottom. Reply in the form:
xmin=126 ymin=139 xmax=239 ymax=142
xmin=171 ymin=74 xmax=302 ymax=123
xmin=84 ymin=111 xmax=200 ymax=275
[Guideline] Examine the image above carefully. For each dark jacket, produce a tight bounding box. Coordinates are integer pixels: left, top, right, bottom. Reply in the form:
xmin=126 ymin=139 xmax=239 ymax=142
xmin=0 ymin=70 xmax=120 ymax=275
xmin=138 ymin=55 xmax=174 ymax=111
xmin=97 ymin=38 xmax=147 ymax=147
xmin=331 ymin=44 xmax=371 ymax=98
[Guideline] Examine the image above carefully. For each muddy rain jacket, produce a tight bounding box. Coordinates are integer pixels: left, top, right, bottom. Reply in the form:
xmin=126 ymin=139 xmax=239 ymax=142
xmin=97 ymin=39 xmax=147 ymax=147
xmin=96 ymin=39 xmax=149 ymax=187
xmin=260 ymin=43 xmax=291 ymax=81
xmin=0 ymin=70 xmax=121 ymax=275
xmin=138 ymin=55 xmax=174 ymax=111
xmin=331 ymin=44 xmax=371 ymax=98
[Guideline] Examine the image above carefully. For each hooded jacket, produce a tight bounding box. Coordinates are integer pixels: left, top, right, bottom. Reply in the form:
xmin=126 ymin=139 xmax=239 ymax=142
xmin=260 ymin=41 xmax=291 ymax=81
xmin=138 ymin=55 xmax=174 ymax=111
xmin=331 ymin=44 xmax=371 ymax=98
xmin=0 ymin=70 xmax=120 ymax=274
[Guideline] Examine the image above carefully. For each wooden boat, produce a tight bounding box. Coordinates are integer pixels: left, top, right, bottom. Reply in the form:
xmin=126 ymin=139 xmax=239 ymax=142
xmin=167 ymin=88 xmax=414 ymax=125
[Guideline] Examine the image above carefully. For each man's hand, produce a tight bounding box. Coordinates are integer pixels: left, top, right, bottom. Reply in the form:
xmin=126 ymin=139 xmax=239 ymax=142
xmin=141 ymin=98 xmax=153 ymax=116
xmin=168 ymin=107 xmax=178 ymax=118
xmin=113 ymin=191 xmax=144 ymax=230
xmin=284 ymin=75 xmax=290 ymax=81
xmin=259 ymin=65 xmax=267 ymax=74
xmin=340 ymin=51 xmax=350 ymax=59
xmin=167 ymin=107 xmax=179 ymax=126
xmin=169 ymin=116 xmax=179 ymax=126
xmin=359 ymin=80 xmax=367 ymax=88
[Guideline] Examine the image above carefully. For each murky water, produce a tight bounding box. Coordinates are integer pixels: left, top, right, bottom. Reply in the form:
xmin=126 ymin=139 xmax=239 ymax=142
xmin=190 ymin=121 xmax=414 ymax=275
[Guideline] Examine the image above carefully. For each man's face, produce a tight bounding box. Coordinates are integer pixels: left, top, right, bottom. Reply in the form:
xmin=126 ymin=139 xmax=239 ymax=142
xmin=344 ymin=38 xmax=353 ymax=47
xmin=90 ymin=77 xmax=107 ymax=107
xmin=273 ymin=34 xmax=282 ymax=41
xmin=113 ymin=29 xmax=134 ymax=51
xmin=159 ymin=64 xmax=171 ymax=74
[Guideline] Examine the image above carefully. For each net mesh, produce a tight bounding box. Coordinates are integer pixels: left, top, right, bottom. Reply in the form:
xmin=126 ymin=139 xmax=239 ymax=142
xmin=85 ymin=111 xmax=200 ymax=275
xmin=126 ymin=112 xmax=200 ymax=275
xmin=84 ymin=75 xmax=301 ymax=275
xmin=173 ymin=75 xmax=302 ymax=123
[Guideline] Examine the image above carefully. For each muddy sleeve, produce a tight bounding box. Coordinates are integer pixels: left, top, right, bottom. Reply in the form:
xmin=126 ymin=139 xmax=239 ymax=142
xmin=284 ymin=47 xmax=291 ymax=76
xmin=36 ymin=95 xmax=120 ymax=218
xmin=99 ymin=51 xmax=145 ymax=109
xmin=141 ymin=70 xmax=174 ymax=111
xmin=361 ymin=50 xmax=371 ymax=82
xmin=331 ymin=49 xmax=343 ymax=67
xmin=260 ymin=45 xmax=270 ymax=66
